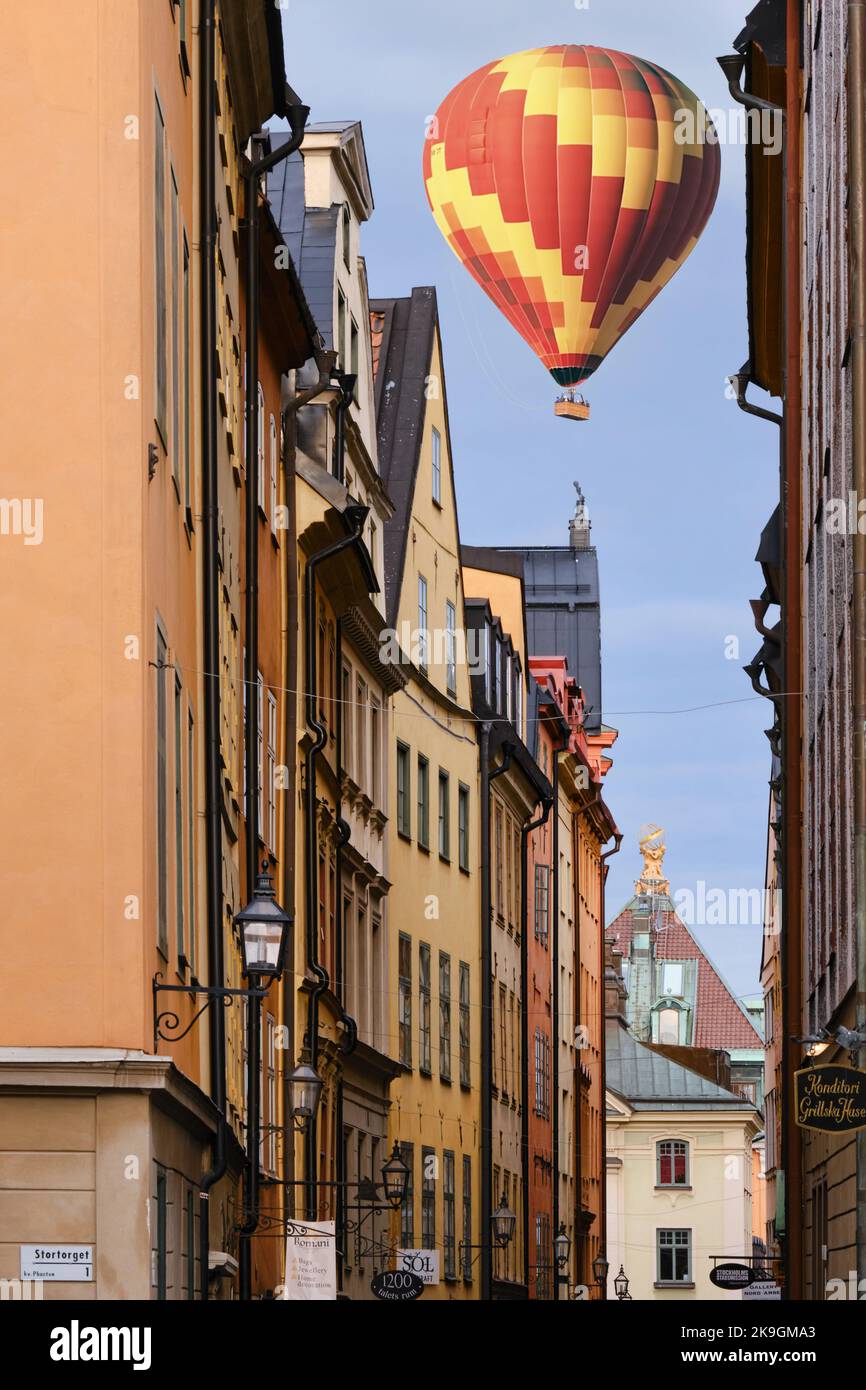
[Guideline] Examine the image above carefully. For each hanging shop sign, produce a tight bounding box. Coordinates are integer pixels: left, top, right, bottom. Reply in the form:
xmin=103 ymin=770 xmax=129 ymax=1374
xmin=709 ymin=1263 xmax=755 ymax=1291
xmin=284 ymin=1221 xmax=336 ymax=1301
xmin=794 ymin=1065 xmax=866 ymax=1134
xmin=371 ymin=1270 xmax=424 ymax=1301
xmin=396 ymin=1249 xmax=440 ymax=1285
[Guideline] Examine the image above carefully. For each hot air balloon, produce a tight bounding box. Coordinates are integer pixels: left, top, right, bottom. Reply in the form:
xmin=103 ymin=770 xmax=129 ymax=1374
xmin=422 ymin=45 xmax=720 ymax=416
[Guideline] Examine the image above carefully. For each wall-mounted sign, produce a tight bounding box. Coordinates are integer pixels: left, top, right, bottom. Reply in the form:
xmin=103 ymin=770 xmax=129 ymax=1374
xmin=371 ymin=1270 xmax=424 ymax=1301
xmin=284 ymin=1221 xmax=336 ymax=1301
xmin=20 ymin=1245 xmax=93 ymax=1282
xmin=396 ymin=1249 xmax=439 ymax=1285
xmin=709 ymin=1263 xmax=754 ymax=1290
xmin=795 ymin=1065 xmax=866 ymax=1133
xmin=742 ymin=1282 xmax=781 ymax=1301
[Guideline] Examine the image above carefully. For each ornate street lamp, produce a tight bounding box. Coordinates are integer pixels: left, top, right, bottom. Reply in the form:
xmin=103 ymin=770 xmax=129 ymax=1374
xmin=235 ymin=859 xmax=292 ymax=980
xmin=288 ymin=1054 xmax=323 ymax=1131
xmin=492 ymin=1192 xmax=517 ymax=1248
xmin=592 ymin=1252 xmax=610 ymax=1289
xmin=381 ymin=1143 xmax=411 ymax=1209
xmin=614 ymin=1265 xmax=632 ymax=1301
xmin=554 ymin=1223 xmax=571 ymax=1271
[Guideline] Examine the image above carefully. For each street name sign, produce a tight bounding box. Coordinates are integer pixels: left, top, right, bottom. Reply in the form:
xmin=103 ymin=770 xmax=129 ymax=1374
xmin=20 ymin=1245 xmax=93 ymax=1282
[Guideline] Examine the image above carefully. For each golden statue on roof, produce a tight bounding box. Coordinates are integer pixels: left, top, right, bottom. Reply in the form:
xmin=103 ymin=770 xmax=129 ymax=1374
xmin=636 ymin=825 xmax=670 ymax=895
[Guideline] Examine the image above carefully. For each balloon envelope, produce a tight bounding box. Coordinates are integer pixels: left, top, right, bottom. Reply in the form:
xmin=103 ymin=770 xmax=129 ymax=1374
xmin=423 ymin=45 xmax=721 ymax=388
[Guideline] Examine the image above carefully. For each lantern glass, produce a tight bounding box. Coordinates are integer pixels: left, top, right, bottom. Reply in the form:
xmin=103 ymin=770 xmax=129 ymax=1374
xmin=592 ymin=1253 xmax=610 ymax=1286
xmin=492 ymin=1192 xmax=516 ymax=1247
xmin=288 ymin=1060 xmax=322 ymax=1125
xmin=614 ymin=1265 xmax=629 ymax=1299
xmin=234 ymin=861 xmax=291 ymax=981
xmin=381 ymin=1143 xmax=410 ymax=1209
xmin=554 ymin=1224 xmax=571 ymax=1269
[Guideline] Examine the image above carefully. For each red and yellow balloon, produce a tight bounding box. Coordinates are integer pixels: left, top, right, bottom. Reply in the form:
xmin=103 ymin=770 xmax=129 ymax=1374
xmin=423 ymin=45 xmax=720 ymax=389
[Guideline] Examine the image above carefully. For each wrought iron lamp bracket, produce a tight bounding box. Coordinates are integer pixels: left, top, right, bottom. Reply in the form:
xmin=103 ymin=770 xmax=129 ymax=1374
xmin=152 ymin=972 xmax=269 ymax=1052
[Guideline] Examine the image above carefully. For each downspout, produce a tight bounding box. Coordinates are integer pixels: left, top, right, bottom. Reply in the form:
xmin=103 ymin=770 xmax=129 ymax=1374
xmin=197 ymin=0 xmax=226 ymax=1302
xmin=849 ymin=0 xmax=866 ymax=1294
xmin=720 ymin=47 xmax=802 ymax=1300
xmin=598 ymin=828 xmax=622 ymax=1300
xmin=238 ymin=98 xmax=308 ymax=1304
xmin=521 ymin=791 xmax=553 ymax=1297
xmin=302 ymin=505 xmax=369 ymax=1221
xmin=481 ymin=734 xmax=513 ymax=1300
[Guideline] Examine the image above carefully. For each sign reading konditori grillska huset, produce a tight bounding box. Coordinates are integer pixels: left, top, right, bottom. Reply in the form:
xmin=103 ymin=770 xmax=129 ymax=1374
xmin=794 ymin=1065 xmax=866 ymax=1133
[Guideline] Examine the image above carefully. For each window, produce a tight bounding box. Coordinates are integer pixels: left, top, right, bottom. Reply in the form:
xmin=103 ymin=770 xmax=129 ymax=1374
xmin=535 ymin=1214 xmax=552 ymax=1299
xmin=266 ymin=690 xmax=277 ymax=852
xmin=418 ymin=576 xmax=429 ymax=669
xmin=505 ymin=651 xmax=512 ymax=721
xmin=256 ymin=384 xmax=266 ymax=510
xmin=658 ymin=1006 xmax=681 ymax=1045
xmin=417 ymin=754 xmax=430 ymax=849
xmin=182 ymin=234 xmax=191 ymax=514
xmin=458 ymin=784 xmax=470 ymax=871
xmin=459 ymin=962 xmax=470 ymax=1087
xmin=170 ymin=169 xmax=180 ymax=481
xmin=266 ymin=1015 xmax=277 ymax=1171
xmin=175 ymin=673 xmax=184 ymax=961
xmin=498 ymin=983 xmax=508 ymax=1096
xmin=494 ymin=636 xmax=502 ymax=711
xmin=432 ymin=426 xmax=442 ymax=504
xmin=154 ymin=94 xmax=167 ymax=444
xmin=444 ymin=1151 xmax=456 ymax=1278
xmin=396 ymin=742 xmax=411 ymax=838
xmin=438 ymin=770 xmax=450 ymax=860
xmin=342 ymin=203 xmax=351 ymax=268
xmin=421 ymin=1148 xmax=436 ymax=1249
xmin=439 ymin=951 xmax=451 ymax=1081
xmin=484 ymin=624 xmax=494 ymax=705
xmin=657 ymin=1140 xmax=689 ymax=1187
xmin=534 ymin=863 xmax=550 ymax=945
xmin=495 ymin=807 xmax=504 ymax=918
xmin=337 ymin=289 xmax=347 ymax=372
xmin=341 ymin=665 xmax=351 ymax=777
xmin=370 ymin=698 xmax=381 ymax=805
xmin=185 ymin=1186 xmax=196 ymax=1299
xmin=350 ymin=318 xmax=359 ymax=404
xmin=657 ymin=1229 xmax=691 ymax=1284
xmin=269 ymin=414 xmax=278 ymax=533
xmin=419 ymin=942 xmax=432 ymax=1073
xmin=177 ymin=0 xmax=191 ymax=81
xmin=156 ymin=627 xmax=168 ymax=956
xmin=445 ymin=600 xmax=456 ymax=695
xmin=355 ymin=677 xmax=367 ymax=792
xmin=155 ymin=1167 xmax=167 ymax=1299
xmin=462 ymin=1156 xmax=472 ymax=1281
xmin=400 ymin=1142 xmax=414 ymax=1247
xmin=662 ymin=961 xmax=685 ymax=996
xmin=187 ymin=708 xmax=195 ymax=976
xmin=399 ymin=934 xmax=412 ymax=1066
xmin=514 ymin=656 xmax=523 ymax=733
xmin=534 ymin=1029 xmax=551 ymax=1118
xmin=256 ymin=672 xmax=265 ymax=835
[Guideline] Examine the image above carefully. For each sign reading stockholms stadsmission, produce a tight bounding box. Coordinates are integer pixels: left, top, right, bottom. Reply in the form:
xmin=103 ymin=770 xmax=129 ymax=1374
xmin=795 ymin=1065 xmax=866 ymax=1133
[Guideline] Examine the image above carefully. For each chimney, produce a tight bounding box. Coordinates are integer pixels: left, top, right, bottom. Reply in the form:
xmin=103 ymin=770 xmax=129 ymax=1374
xmin=604 ymin=937 xmax=628 ymax=1022
xmin=569 ymin=481 xmax=591 ymax=548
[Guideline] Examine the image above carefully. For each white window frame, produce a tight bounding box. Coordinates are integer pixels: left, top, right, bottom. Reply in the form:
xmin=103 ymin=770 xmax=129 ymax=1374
xmin=269 ymin=413 xmax=278 ymax=534
xmin=257 ymin=384 xmax=266 ymax=511
xmin=418 ymin=575 xmax=429 ymax=670
xmin=445 ymin=600 xmax=456 ymax=695
xmin=267 ymin=689 xmax=277 ymax=852
xmin=257 ymin=671 xmax=265 ymax=836
xmin=432 ymin=426 xmax=442 ymax=504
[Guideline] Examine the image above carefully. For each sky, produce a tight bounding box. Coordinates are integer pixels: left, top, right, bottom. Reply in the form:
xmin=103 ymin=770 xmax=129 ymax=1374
xmin=280 ymin=0 xmax=776 ymax=998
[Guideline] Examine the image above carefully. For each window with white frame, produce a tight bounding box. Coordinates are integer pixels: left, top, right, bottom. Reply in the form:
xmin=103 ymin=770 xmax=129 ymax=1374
xmin=256 ymin=384 xmax=265 ymax=510
xmin=256 ymin=672 xmax=265 ymax=836
xmin=657 ymin=1228 xmax=691 ymax=1284
xmin=269 ymin=413 xmax=278 ymax=533
xmin=266 ymin=690 xmax=277 ymax=852
xmin=657 ymin=1139 xmax=689 ymax=1187
xmin=418 ymin=575 xmax=429 ymax=670
xmin=266 ymin=1014 xmax=277 ymax=1172
xmin=419 ymin=941 xmax=432 ymax=1073
xmin=432 ymin=426 xmax=442 ymax=505
xmin=445 ymin=600 xmax=456 ymax=695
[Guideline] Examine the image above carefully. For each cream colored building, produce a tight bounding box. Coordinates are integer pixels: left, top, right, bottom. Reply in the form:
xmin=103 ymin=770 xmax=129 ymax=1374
xmin=605 ymin=947 xmax=761 ymax=1302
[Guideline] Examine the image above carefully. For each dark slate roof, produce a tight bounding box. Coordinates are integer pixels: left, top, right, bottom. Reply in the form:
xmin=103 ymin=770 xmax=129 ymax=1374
xmin=267 ymin=142 xmax=339 ymax=350
xmin=370 ymin=287 xmax=438 ymax=625
xmin=606 ymin=1021 xmax=754 ymax=1110
xmin=490 ymin=545 xmax=602 ymax=732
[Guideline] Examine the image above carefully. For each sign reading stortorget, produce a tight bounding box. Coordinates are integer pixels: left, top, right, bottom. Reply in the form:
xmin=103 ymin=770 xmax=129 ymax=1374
xmin=708 ymin=1263 xmax=755 ymax=1291
xmin=371 ymin=1270 xmax=424 ymax=1301
xmin=794 ymin=1064 xmax=866 ymax=1134
xmin=283 ymin=1221 xmax=336 ymax=1301
xmin=396 ymin=1249 xmax=440 ymax=1285
xmin=20 ymin=1245 xmax=93 ymax=1282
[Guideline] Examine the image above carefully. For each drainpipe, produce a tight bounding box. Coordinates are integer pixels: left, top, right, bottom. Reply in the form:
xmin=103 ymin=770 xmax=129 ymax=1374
xmin=849 ymin=0 xmax=866 ymax=1293
xmin=719 ymin=46 xmax=803 ymax=1300
xmin=302 ymin=505 xmax=369 ymax=1221
xmin=481 ymin=733 xmax=513 ymax=1300
xmin=598 ymin=828 xmax=622 ymax=1300
xmin=521 ymin=791 xmax=553 ymax=1297
xmin=238 ymin=97 xmax=309 ymax=1306
xmin=197 ymin=0 xmax=226 ymax=1302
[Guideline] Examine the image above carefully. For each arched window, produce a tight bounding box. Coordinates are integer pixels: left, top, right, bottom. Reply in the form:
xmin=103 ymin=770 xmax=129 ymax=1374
xmin=658 ymin=1007 xmax=680 ymax=1044
xmin=657 ymin=1139 xmax=689 ymax=1187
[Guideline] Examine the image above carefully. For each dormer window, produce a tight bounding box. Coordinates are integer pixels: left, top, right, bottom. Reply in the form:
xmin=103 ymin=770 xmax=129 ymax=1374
xmin=514 ymin=656 xmax=523 ymax=735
